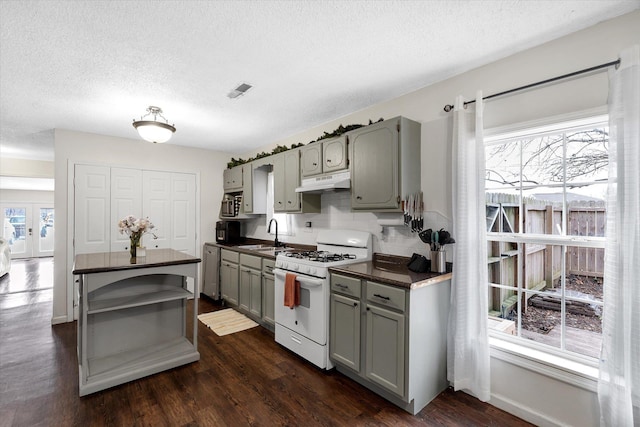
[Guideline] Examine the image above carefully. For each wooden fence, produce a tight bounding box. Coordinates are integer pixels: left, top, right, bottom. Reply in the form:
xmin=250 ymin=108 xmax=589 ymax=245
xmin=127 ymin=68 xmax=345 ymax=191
xmin=486 ymin=195 xmax=605 ymax=315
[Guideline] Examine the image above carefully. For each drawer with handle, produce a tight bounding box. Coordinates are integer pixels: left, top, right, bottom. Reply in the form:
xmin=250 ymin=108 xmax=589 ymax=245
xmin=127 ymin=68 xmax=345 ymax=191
xmin=366 ymin=281 xmax=406 ymax=313
xmin=330 ymin=273 xmax=361 ymax=298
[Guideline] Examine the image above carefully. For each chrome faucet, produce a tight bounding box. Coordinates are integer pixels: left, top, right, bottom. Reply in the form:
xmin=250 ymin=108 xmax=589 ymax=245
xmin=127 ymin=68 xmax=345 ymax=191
xmin=267 ymin=218 xmax=281 ymax=247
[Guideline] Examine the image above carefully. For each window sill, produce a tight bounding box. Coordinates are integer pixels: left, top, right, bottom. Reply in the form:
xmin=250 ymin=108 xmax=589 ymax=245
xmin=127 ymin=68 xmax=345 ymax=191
xmin=489 ymin=337 xmax=599 ymax=392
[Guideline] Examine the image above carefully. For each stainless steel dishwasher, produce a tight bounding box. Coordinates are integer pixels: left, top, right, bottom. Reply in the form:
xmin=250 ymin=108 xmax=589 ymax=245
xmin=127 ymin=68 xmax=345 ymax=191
xmin=202 ymin=243 xmax=220 ymax=300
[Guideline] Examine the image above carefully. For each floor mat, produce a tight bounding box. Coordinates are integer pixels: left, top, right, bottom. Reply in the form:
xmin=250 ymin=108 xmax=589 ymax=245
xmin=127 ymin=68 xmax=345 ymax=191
xmin=198 ymin=308 xmax=259 ymax=336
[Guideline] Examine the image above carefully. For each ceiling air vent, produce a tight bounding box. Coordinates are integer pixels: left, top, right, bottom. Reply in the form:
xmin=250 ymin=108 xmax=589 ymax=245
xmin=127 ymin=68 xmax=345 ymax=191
xmin=227 ymin=82 xmax=253 ymax=99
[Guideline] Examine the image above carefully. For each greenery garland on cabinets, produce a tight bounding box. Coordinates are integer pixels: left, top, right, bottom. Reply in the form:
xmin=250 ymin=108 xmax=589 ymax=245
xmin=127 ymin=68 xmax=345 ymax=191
xmin=226 ymin=118 xmax=384 ymax=169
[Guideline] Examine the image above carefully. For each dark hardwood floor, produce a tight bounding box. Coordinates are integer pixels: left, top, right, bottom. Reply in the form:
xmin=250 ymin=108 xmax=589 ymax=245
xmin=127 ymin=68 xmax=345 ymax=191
xmin=0 ymin=258 xmax=532 ymax=426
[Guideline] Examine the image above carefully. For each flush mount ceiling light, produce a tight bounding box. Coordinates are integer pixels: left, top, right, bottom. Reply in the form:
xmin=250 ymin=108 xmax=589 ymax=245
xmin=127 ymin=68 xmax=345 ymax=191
xmin=132 ymin=106 xmax=176 ymax=143
xmin=227 ymin=82 xmax=252 ymax=99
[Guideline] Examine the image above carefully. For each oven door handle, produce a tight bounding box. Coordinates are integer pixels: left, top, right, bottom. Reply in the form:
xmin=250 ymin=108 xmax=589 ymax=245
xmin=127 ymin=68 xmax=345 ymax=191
xmin=274 ymin=269 xmax=324 ymax=287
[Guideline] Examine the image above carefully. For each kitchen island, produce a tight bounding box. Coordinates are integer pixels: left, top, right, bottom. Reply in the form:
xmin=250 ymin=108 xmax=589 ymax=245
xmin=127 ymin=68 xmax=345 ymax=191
xmin=73 ymin=249 xmax=201 ymax=396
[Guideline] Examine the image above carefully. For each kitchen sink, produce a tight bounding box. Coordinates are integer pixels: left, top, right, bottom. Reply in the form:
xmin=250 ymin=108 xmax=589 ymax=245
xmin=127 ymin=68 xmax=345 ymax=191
xmin=237 ymin=244 xmax=290 ymax=253
xmin=237 ymin=244 xmax=268 ymax=249
xmin=237 ymin=244 xmax=281 ymax=250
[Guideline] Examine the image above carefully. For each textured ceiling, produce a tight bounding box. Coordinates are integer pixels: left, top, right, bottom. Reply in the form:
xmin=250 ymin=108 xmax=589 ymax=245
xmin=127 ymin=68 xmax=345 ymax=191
xmin=1 ymin=0 xmax=638 ymax=161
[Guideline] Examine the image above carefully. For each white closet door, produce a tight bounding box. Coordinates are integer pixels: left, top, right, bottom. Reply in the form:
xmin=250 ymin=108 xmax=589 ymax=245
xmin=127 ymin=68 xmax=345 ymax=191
xmin=142 ymin=171 xmax=171 ymax=249
xmin=170 ymin=173 xmax=196 ymax=255
xmin=110 ymin=168 xmax=142 ymax=252
xmin=74 ymin=165 xmax=110 ymax=254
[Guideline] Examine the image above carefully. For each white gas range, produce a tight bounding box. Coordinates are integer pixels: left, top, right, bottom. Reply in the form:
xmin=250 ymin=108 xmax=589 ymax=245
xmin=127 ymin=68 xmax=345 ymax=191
xmin=273 ymin=229 xmax=372 ymax=369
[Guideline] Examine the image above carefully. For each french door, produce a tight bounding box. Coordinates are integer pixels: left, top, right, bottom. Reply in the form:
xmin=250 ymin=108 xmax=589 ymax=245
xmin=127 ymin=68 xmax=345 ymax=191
xmin=1 ymin=204 xmax=55 ymax=259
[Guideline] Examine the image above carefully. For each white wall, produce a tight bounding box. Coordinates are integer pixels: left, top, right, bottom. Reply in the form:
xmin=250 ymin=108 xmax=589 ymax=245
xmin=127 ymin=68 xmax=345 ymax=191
xmin=53 ymin=129 xmax=229 ymax=325
xmin=236 ymin=11 xmax=640 ymax=426
xmin=0 ymin=189 xmax=54 ymax=203
xmin=0 ymin=158 xmax=54 ymax=178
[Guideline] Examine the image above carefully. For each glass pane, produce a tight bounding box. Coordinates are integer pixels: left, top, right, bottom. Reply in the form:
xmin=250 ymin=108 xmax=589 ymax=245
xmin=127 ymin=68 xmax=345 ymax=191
xmin=521 ymin=243 xmax=563 ymax=349
xmin=563 ymin=272 xmax=603 ymax=358
xmin=485 ymin=201 xmax=520 ymax=233
xmin=520 ymin=187 xmax=562 ymax=236
xmin=487 ymin=240 xmax=519 ymax=321
xmin=485 ymin=140 xmax=521 ymax=191
xmin=567 ymin=187 xmax=607 ymax=237
xmin=38 ymin=208 xmax=55 ymax=253
xmin=3 ymin=207 xmax=27 ymax=256
xmin=488 ymin=285 xmax=518 ymax=337
xmin=521 ymin=133 xmax=565 ymax=186
xmin=522 ymin=292 xmax=561 ymax=350
xmin=565 ymin=128 xmax=608 ymax=185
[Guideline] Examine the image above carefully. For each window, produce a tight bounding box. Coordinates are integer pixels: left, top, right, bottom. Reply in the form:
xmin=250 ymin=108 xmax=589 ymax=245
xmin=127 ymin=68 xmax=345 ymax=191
xmin=266 ymin=172 xmax=291 ymax=236
xmin=485 ymin=114 xmax=608 ymax=361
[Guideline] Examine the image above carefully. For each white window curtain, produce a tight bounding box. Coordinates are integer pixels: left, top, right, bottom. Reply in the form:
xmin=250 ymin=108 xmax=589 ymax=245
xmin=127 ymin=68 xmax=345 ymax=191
xmin=447 ymin=91 xmax=490 ymax=401
xmin=598 ymin=45 xmax=640 ymax=426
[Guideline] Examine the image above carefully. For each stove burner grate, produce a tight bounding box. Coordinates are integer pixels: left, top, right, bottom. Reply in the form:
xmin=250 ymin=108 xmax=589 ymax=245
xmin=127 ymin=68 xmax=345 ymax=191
xmin=285 ymin=251 xmax=357 ymax=263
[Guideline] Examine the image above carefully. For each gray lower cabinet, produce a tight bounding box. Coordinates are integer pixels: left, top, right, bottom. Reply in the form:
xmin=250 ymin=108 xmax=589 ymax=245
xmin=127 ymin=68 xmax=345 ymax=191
xmin=365 ymin=303 xmax=405 ymax=396
xmin=239 ymin=253 xmax=262 ymax=319
xmin=262 ymin=259 xmax=275 ymax=328
xmin=329 ymin=272 xmax=451 ymax=415
xmin=202 ymin=244 xmax=220 ymax=299
xmin=330 ymin=293 xmax=360 ymax=371
xmin=220 ymin=249 xmax=239 ymax=306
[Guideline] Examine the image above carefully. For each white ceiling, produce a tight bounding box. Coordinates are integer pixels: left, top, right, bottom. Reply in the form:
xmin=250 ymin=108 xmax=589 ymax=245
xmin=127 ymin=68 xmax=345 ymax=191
xmin=1 ymin=1 xmax=638 ymax=162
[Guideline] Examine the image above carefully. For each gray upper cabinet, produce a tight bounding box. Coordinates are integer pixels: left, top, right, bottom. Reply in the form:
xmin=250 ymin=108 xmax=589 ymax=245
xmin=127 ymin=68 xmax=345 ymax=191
xmin=223 ymin=166 xmax=243 ymax=192
xmin=242 ymin=165 xmax=253 ymax=213
xmin=349 ymin=117 xmax=421 ymax=211
xmin=323 ymin=136 xmax=348 ymax=173
xmin=300 ymin=143 xmax=323 ymax=177
xmin=300 ymin=136 xmax=348 ymax=178
xmin=273 ymin=150 xmax=321 ymax=214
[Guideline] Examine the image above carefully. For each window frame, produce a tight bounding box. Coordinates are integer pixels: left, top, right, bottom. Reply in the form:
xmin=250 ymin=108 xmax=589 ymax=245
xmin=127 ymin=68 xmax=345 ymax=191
xmin=484 ymin=108 xmax=609 ymax=368
xmin=265 ymin=172 xmax=291 ymax=236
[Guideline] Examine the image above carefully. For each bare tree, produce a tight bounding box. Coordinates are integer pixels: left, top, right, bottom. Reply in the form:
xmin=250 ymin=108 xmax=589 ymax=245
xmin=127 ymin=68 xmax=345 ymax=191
xmin=486 ymin=128 xmax=609 ymax=188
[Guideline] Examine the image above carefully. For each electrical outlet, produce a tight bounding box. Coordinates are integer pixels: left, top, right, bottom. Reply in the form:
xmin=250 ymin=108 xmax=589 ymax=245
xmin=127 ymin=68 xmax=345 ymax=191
xmin=305 ymin=221 xmax=312 ymax=228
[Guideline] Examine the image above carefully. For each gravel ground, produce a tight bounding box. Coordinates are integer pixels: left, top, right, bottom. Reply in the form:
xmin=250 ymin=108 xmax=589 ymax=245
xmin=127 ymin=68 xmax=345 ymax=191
xmin=520 ymin=274 xmax=603 ymax=334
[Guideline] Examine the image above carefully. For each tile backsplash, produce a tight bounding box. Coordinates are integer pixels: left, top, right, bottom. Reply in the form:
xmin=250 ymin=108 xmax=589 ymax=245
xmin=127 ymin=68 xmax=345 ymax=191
xmin=243 ymin=191 xmax=453 ymax=260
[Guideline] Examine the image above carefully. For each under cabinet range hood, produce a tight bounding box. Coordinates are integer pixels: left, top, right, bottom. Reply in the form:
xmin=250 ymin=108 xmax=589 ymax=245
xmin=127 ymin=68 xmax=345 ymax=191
xmin=295 ymin=170 xmax=350 ymax=193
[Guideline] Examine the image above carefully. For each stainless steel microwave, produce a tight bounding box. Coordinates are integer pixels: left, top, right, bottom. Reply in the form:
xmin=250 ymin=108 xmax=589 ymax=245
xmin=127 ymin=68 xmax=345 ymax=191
xmin=221 ymin=195 xmax=241 ymax=217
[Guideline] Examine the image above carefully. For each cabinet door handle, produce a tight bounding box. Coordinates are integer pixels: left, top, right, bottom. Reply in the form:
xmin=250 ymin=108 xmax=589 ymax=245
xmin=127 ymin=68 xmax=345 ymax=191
xmin=373 ymin=293 xmax=390 ymax=300
xmin=356 ymin=196 xmax=362 ymax=200
xmin=353 ymin=302 xmax=358 ymax=307
xmin=326 ymin=159 xmax=332 ymax=163
xmin=335 ymin=283 xmax=348 ymax=289
xmin=312 ymin=162 xmax=317 ymax=166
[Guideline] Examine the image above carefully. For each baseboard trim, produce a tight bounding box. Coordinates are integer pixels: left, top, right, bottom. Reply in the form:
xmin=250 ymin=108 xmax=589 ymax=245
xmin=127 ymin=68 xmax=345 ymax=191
xmin=51 ymin=315 xmax=69 ymax=325
xmin=490 ymin=391 xmax=564 ymax=427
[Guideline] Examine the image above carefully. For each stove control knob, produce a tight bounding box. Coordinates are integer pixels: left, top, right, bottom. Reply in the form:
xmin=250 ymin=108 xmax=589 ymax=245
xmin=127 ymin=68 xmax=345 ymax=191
xmin=310 ymin=267 xmax=317 ymax=275
xmin=304 ymin=266 xmax=311 ymax=274
xmin=292 ymin=264 xmax=299 ymax=271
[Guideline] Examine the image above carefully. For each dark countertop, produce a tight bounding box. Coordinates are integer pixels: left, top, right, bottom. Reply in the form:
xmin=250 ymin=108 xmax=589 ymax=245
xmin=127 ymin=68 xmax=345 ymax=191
xmin=73 ymin=248 xmax=201 ymax=275
xmin=329 ymin=253 xmax=452 ymax=290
